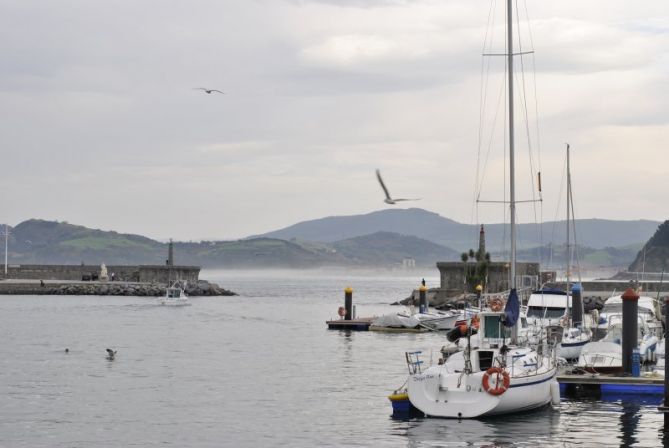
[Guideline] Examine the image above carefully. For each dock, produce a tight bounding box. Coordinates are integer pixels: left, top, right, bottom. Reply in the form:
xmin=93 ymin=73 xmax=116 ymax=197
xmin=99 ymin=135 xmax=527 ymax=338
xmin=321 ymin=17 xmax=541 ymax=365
xmin=326 ymin=317 xmax=375 ymax=331
xmin=557 ymin=373 xmax=664 ymax=394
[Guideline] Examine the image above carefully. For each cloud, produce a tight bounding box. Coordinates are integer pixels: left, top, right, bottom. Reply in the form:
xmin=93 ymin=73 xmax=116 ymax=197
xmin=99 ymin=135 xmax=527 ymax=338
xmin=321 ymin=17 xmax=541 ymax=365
xmin=0 ymin=0 xmax=667 ymax=241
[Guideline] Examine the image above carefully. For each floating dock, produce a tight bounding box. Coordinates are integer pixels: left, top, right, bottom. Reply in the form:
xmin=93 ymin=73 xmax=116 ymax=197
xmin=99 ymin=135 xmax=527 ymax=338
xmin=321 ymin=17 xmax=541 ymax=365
xmin=326 ymin=317 xmax=374 ymax=331
xmin=557 ymin=373 xmax=664 ymax=394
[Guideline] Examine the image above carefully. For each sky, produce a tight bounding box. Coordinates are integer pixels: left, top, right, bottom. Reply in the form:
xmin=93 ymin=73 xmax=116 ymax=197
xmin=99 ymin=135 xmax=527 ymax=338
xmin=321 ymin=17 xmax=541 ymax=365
xmin=1 ymin=0 xmax=667 ymax=241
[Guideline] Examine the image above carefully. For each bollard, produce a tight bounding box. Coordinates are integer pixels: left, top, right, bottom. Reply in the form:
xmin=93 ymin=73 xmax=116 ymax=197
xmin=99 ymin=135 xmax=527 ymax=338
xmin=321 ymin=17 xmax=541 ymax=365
xmin=621 ymin=288 xmax=639 ymax=376
xmin=344 ymin=287 xmax=353 ymax=321
xmin=419 ymin=285 xmax=428 ymax=314
xmin=571 ymin=283 xmax=583 ymax=328
xmin=475 ymin=285 xmax=483 ymax=310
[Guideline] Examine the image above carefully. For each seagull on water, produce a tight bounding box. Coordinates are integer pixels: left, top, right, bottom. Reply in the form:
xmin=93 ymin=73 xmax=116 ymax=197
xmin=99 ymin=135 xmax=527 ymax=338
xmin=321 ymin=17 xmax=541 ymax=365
xmin=106 ymin=348 xmax=117 ymax=361
xmin=375 ymin=169 xmax=420 ymax=205
xmin=194 ymin=87 xmax=224 ymax=94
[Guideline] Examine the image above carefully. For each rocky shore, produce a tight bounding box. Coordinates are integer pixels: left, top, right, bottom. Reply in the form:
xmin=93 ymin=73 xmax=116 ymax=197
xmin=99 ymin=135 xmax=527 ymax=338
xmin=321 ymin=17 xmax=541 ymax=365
xmin=0 ymin=280 xmax=236 ymax=296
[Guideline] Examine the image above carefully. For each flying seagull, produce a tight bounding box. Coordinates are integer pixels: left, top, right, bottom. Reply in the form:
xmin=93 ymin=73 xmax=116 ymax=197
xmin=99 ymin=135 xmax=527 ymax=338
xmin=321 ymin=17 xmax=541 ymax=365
xmin=194 ymin=87 xmax=224 ymax=94
xmin=106 ymin=348 xmax=117 ymax=361
xmin=375 ymin=169 xmax=420 ymax=205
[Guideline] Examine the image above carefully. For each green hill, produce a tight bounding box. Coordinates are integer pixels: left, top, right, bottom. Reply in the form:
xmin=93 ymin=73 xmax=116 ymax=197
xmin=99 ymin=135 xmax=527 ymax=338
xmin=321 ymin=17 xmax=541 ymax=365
xmin=628 ymin=221 xmax=669 ymax=272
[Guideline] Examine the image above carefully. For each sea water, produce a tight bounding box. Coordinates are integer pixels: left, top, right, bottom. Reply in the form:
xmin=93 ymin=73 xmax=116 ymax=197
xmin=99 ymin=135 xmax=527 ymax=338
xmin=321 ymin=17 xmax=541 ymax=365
xmin=0 ymin=269 xmax=666 ymax=447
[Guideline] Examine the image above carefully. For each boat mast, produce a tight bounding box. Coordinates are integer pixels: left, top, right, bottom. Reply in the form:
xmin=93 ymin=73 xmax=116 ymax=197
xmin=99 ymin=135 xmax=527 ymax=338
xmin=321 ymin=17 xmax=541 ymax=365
xmin=507 ymin=0 xmax=518 ymax=343
xmin=566 ymin=144 xmax=571 ymax=319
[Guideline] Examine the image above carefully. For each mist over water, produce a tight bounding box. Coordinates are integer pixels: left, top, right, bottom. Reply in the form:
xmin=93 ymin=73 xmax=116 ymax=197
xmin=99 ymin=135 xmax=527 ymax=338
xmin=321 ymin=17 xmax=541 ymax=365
xmin=0 ymin=269 xmax=665 ymax=447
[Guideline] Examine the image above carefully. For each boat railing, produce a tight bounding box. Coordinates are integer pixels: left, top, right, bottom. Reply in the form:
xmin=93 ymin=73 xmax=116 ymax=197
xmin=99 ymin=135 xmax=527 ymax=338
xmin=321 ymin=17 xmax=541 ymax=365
xmin=405 ymin=351 xmax=423 ymax=375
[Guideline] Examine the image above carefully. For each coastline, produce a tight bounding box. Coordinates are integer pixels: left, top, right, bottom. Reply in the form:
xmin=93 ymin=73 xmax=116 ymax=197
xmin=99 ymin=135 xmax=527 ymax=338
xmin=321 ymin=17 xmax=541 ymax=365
xmin=0 ymin=279 xmax=236 ymax=296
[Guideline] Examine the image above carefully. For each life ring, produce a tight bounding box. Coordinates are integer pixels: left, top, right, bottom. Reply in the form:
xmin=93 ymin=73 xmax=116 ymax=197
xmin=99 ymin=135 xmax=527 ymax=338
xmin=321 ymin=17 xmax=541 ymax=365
xmin=489 ymin=298 xmax=504 ymax=312
xmin=338 ymin=306 xmax=347 ymax=317
xmin=482 ymin=367 xmax=510 ymax=396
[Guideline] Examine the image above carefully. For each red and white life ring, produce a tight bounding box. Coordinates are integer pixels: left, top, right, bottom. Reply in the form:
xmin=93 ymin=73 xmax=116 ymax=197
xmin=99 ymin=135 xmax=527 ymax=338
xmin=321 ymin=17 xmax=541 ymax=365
xmin=338 ymin=306 xmax=347 ymax=317
xmin=489 ymin=298 xmax=504 ymax=312
xmin=482 ymin=367 xmax=510 ymax=396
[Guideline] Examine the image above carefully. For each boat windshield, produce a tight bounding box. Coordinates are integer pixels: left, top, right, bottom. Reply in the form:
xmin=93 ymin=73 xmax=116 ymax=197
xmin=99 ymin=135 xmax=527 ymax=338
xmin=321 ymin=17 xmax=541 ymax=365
xmin=527 ymin=306 xmax=567 ymax=319
xmin=601 ymin=303 xmax=623 ymax=314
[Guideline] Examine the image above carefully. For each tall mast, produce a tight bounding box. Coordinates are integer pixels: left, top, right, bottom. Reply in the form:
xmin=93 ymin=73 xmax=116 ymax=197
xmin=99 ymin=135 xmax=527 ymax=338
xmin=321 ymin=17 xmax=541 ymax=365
xmin=507 ymin=0 xmax=516 ymax=293
xmin=566 ymin=144 xmax=571 ymax=316
xmin=507 ymin=0 xmax=518 ymax=343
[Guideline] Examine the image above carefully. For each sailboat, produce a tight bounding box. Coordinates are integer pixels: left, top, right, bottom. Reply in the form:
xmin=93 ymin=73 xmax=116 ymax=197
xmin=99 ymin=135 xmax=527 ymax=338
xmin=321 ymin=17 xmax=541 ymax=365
xmin=555 ymin=145 xmax=591 ymax=360
xmin=390 ymin=0 xmax=558 ymax=418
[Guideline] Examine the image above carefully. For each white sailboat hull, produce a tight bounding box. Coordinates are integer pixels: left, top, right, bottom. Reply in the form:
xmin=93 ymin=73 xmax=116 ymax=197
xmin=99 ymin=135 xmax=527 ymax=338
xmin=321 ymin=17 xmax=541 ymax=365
xmin=407 ymin=365 xmax=557 ymax=418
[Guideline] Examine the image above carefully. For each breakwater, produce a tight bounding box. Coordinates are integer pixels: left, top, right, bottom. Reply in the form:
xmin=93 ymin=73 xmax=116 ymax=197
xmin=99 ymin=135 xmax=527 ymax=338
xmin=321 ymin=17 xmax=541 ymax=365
xmin=0 ymin=280 xmax=235 ymax=296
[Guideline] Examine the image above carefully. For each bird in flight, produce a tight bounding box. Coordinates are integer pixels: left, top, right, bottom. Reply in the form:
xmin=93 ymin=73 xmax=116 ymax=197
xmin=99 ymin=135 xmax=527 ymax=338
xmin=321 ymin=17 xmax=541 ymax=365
xmin=375 ymin=169 xmax=420 ymax=205
xmin=106 ymin=348 xmax=117 ymax=361
xmin=194 ymin=87 xmax=224 ymax=94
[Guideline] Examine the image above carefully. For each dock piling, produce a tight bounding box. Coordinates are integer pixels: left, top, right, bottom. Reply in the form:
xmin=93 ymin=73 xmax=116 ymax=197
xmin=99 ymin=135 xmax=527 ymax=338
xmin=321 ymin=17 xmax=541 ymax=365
xmin=344 ymin=287 xmax=353 ymax=321
xmin=663 ymin=296 xmax=669 ymax=429
xmin=621 ymin=288 xmax=639 ymax=376
xmin=571 ymin=283 xmax=583 ymax=327
xmin=419 ymin=285 xmax=428 ymax=314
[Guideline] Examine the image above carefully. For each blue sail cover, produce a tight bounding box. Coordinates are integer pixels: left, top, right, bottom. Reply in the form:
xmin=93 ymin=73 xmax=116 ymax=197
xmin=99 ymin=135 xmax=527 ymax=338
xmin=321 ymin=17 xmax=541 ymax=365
xmin=503 ymin=288 xmax=520 ymax=328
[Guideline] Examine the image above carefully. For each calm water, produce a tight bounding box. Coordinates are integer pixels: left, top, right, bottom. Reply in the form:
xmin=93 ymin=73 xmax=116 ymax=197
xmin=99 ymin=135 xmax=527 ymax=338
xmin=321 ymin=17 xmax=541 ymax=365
xmin=0 ymin=269 xmax=666 ymax=447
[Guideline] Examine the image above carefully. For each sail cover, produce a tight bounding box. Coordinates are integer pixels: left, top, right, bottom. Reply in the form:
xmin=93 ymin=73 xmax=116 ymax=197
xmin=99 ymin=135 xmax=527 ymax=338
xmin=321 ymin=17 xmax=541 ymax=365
xmin=503 ymin=288 xmax=520 ymax=328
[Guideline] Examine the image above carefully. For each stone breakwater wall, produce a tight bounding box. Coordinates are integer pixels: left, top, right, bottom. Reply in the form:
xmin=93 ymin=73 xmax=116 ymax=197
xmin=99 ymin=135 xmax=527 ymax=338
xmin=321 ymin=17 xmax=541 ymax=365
xmin=0 ymin=264 xmax=200 ymax=284
xmin=0 ymin=281 xmax=236 ymax=297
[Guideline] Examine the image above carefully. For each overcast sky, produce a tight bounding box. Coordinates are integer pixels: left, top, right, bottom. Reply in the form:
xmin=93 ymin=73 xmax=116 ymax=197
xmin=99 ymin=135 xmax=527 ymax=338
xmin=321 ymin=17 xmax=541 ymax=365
xmin=1 ymin=0 xmax=667 ymax=241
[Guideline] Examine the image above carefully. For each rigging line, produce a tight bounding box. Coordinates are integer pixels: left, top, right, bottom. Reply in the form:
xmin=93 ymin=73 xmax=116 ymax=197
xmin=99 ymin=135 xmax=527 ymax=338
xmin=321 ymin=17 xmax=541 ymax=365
xmin=521 ymin=0 xmax=544 ymax=263
xmin=473 ymin=0 xmax=497 ymax=228
xmin=522 ymin=0 xmax=543 ymax=172
xmin=476 ymin=71 xmax=507 ymax=201
xmin=513 ymin=2 xmax=541 ymax=267
xmin=550 ymin=151 xmax=568 ymax=267
xmin=476 ymin=0 xmax=500 ymax=202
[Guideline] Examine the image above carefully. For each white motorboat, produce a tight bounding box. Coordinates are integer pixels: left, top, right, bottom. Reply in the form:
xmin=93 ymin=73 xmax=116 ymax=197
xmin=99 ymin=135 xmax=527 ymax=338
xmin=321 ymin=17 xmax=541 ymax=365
xmin=525 ymin=289 xmax=592 ymax=360
xmin=160 ymin=283 xmax=191 ymax=306
xmin=405 ymin=301 xmax=559 ymax=418
xmin=371 ymin=310 xmax=461 ymax=331
xmin=596 ymin=295 xmax=663 ymax=340
xmin=576 ymin=321 xmax=659 ymax=373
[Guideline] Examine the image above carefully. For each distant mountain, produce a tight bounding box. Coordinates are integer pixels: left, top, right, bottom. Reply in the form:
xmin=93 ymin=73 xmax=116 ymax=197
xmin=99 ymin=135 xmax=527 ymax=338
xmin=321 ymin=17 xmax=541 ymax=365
xmin=332 ymin=231 xmax=460 ymax=266
xmin=628 ymin=221 xmax=669 ymax=272
xmin=254 ymin=208 xmax=660 ymax=252
xmin=1 ymin=219 xmax=454 ymax=268
xmin=3 ymin=216 xmax=659 ymax=270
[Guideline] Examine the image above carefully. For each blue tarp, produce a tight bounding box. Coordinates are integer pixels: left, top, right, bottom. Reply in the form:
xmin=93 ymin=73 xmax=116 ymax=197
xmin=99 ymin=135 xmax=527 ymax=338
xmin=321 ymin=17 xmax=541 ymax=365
xmin=503 ymin=288 xmax=520 ymax=328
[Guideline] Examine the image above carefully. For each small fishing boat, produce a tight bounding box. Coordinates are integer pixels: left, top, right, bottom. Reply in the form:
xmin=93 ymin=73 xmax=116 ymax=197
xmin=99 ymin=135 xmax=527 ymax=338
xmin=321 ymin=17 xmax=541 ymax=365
xmin=160 ymin=283 xmax=191 ymax=306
